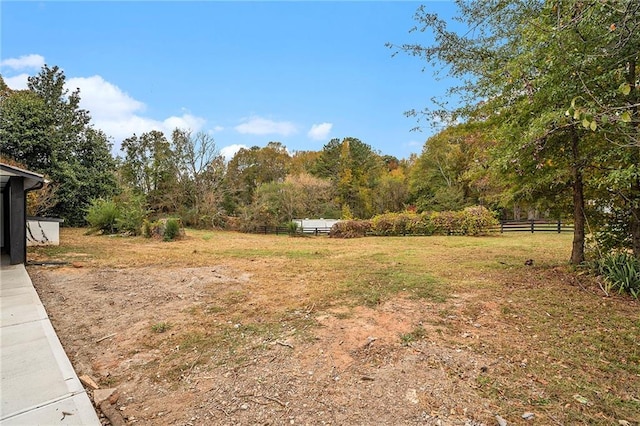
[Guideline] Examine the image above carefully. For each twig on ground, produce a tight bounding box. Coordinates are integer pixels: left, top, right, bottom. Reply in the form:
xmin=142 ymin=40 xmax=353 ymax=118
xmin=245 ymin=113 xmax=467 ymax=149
xmin=216 ymin=407 xmax=230 ymax=417
xmin=276 ymin=340 xmax=294 ymax=349
xmin=305 ymin=303 xmax=315 ymax=314
xmin=95 ymin=333 xmax=116 ymax=343
xmin=262 ymin=395 xmax=286 ymax=407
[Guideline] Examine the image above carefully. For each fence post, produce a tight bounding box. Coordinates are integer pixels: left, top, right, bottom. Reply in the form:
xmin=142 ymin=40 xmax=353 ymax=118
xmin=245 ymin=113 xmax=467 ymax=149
xmin=500 ymin=221 xmax=504 ymax=233
xmin=557 ymin=219 xmax=561 ymax=234
xmin=530 ymin=220 xmax=535 ymax=233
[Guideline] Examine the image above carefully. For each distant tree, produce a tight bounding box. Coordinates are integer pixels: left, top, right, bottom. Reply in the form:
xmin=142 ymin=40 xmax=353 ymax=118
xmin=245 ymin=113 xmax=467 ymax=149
xmin=223 ymin=143 xmax=291 ymax=214
xmin=170 ymin=129 xmax=226 ymax=227
xmin=409 ymin=123 xmax=496 ymax=212
xmin=241 ymin=172 xmax=338 ymax=229
xmin=312 ymin=137 xmax=383 ymax=218
xmin=120 ymin=130 xmax=175 ymax=213
xmin=373 ymin=167 xmax=410 ymax=214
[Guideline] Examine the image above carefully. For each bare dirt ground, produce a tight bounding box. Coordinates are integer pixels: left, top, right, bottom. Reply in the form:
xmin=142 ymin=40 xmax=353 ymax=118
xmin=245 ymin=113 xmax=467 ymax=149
xmin=30 ymin=264 xmax=509 ymax=426
xmin=27 ymin=231 xmax=639 ymax=425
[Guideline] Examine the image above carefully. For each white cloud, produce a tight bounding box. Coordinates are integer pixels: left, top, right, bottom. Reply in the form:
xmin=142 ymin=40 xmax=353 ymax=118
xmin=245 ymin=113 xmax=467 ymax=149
xmin=67 ymin=76 xmax=144 ymax=119
xmin=307 ymin=122 xmax=333 ymax=141
xmin=2 ymin=54 xmax=208 ymax=152
xmin=63 ymin=76 xmax=205 ymax=147
xmin=234 ymin=116 xmax=297 ymax=136
xmin=220 ymin=144 xmax=248 ymax=161
xmin=3 ymin=73 xmax=30 ymax=90
xmin=0 ymin=54 xmax=45 ymax=71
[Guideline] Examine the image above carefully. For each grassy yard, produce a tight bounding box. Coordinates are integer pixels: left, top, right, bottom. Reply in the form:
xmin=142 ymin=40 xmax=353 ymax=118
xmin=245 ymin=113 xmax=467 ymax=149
xmin=30 ymin=228 xmax=639 ymax=425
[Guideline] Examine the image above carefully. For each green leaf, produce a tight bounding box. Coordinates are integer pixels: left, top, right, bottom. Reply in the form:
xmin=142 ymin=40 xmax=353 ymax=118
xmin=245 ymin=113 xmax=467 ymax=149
xmin=619 ymin=82 xmax=631 ymax=96
xmin=582 ymin=118 xmax=590 ymax=128
xmin=574 ymin=110 xmax=581 ymax=120
xmin=621 ymin=111 xmax=632 ymax=123
xmin=601 ymin=115 xmax=609 ymax=125
xmin=590 ymin=120 xmax=597 ymax=131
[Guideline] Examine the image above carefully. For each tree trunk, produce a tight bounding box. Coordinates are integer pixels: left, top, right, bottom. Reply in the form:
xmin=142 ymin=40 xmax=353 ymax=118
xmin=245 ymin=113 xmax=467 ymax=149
xmin=631 ymin=199 xmax=640 ymax=260
xmin=570 ymin=129 xmax=586 ymax=265
xmin=628 ymin=59 xmax=640 ymax=259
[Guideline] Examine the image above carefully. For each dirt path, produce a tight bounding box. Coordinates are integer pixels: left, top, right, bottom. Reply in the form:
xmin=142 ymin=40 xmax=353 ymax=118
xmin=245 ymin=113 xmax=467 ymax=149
xmin=30 ymin=264 xmax=507 ymax=426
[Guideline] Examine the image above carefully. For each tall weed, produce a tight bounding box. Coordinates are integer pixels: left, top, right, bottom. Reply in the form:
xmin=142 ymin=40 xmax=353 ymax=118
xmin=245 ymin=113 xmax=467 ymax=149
xmin=595 ymin=251 xmax=640 ymax=299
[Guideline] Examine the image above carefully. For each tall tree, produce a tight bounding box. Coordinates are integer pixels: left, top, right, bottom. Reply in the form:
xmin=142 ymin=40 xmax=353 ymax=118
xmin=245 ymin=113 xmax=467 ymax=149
xmin=391 ymin=0 xmax=640 ymax=262
xmin=223 ymin=143 xmax=291 ymax=214
xmin=120 ymin=130 xmax=175 ymax=212
xmin=170 ymin=129 xmax=226 ymax=227
xmin=312 ymin=137 xmax=383 ymax=218
xmin=0 ymin=67 xmax=116 ymax=225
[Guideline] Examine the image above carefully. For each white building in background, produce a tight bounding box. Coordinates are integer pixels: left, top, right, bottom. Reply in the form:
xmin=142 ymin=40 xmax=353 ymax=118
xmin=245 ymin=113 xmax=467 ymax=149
xmin=294 ymin=218 xmax=340 ymax=234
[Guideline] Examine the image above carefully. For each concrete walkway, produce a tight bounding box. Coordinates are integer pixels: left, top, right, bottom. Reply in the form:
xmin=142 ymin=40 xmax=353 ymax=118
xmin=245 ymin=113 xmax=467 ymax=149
xmin=0 ymin=257 xmax=100 ymax=425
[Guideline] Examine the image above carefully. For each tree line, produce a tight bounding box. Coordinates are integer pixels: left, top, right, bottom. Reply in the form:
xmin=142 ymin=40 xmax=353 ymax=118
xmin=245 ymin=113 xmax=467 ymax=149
xmin=0 ymin=66 xmax=500 ymax=233
xmin=1 ymin=0 xmax=638 ymax=266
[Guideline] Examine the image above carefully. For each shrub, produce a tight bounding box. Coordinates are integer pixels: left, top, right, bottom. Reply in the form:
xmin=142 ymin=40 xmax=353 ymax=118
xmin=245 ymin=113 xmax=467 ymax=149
xmin=163 ymin=218 xmax=181 ymax=241
xmin=370 ymin=212 xmax=430 ymax=236
xmin=459 ymin=206 xmax=499 ymax=236
xmin=594 ymin=251 xmax=640 ymax=299
xmin=141 ymin=219 xmax=152 ymax=238
xmin=115 ymin=192 xmax=148 ymax=235
xmin=407 ymin=212 xmax=434 ymax=235
xmin=430 ymin=210 xmax=464 ymax=235
xmin=370 ymin=213 xmax=397 ymax=236
xmin=85 ymin=198 xmax=119 ymax=234
xmin=287 ymin=221 xmax=299 ymax=235
xmin=428 ymin=206 xmax=497 ymax=236
xmin=329 ymin=220 xmax=371 ymax=238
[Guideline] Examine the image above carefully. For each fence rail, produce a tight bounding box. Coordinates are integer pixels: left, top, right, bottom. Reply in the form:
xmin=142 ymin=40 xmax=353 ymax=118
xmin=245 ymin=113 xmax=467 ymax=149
xmin=253 ymin=221 xmax=573 ymax=236
xmin=256 ymin=226 xmax=331 ymax=235
xmin=497 ymin=220 xmax=574 ymax=233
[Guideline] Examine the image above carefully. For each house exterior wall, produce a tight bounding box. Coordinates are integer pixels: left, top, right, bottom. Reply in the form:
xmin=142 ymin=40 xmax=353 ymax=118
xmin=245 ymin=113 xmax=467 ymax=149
xmin=9 ymin=177 xmax=26 ymax=265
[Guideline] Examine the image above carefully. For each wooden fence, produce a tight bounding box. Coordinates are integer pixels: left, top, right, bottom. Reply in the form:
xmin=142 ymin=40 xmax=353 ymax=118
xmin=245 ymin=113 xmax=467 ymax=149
xmin=498 ymin=220 xmax=574 ymax=233
xmin=254 ymin=221 xmax=574 ymax=236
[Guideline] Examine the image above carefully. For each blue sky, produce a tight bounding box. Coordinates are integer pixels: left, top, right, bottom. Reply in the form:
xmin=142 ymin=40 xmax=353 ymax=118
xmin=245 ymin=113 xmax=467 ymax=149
xmin=1 ymin=1 xmax=459 ymax=160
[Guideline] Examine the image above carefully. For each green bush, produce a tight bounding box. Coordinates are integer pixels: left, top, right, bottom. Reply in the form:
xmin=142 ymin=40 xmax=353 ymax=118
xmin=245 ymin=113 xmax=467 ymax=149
xmin=115 ymin=192 xmax=147 ymax=235
xmin=406 ymin=212 xmax=434 ymax=235
xmin=287 ymin=221 xmax=299 ymax=235
xmin=85 ymin=198 xmax=119 ymax=234
xmin=459 ymin=206 xmax=499 ymax=236
xmin=428 ymin=206 xmax=497 ymax=236
xmin=594 ymin=251 xmax=640 ymax=299
xmin=366 ymin=206 xmax=497 ymax=237
xmin=370 ymin=212 xmax=430 ymax=236
xmin=163 ymin=218 xmax=181 ymax=241
xmin=329 ymin=220 xmax=371 ymax=238
xmin=141 ymin=219 xmax=152 ymax=238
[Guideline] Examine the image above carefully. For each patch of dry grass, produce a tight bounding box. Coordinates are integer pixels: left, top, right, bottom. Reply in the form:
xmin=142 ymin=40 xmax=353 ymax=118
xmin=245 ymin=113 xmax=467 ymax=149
xmin=30 ymin=228 xmax=640 ymax=424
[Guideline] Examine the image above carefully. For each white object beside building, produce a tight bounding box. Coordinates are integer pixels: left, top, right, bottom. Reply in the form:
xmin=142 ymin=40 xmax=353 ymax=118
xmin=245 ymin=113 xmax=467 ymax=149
xmin=27 ymin=217 xmax=63 ymax=246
